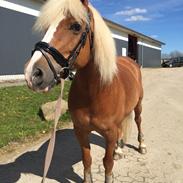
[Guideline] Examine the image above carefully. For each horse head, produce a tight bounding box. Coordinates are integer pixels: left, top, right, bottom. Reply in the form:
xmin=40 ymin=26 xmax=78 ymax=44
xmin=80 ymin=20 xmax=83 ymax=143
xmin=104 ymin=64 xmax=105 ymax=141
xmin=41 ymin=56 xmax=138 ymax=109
xmin=24 ymin=0 xmax=93 ymax=92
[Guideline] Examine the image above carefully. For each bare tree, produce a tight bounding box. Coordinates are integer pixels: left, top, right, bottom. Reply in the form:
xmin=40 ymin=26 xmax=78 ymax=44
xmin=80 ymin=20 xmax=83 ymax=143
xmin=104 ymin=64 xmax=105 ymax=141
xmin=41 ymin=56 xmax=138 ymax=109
xmin=161 ymin=53 xmax=170 ymax=59
xmin=169 ymin=50 xmax=183 ymax=58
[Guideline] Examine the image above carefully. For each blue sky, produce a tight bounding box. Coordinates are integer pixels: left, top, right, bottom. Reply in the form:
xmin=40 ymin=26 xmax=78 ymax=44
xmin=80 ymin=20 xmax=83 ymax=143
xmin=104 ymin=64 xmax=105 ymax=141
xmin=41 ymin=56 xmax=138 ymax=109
xmin=90 ymin=0 xmax=183 ymax=54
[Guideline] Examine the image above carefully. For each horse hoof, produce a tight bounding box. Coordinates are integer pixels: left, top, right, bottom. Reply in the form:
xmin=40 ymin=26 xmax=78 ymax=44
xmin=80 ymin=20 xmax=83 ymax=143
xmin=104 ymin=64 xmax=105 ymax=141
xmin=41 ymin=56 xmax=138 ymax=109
xmin=113 ymin=152 xmax=123 ymax=160
xmin=105 ymin=174 xmax=114 ymax=183
xmin=139 ymin=146 xmax=147 ymax=154
xmin=84 ymin=172 xmax=93 ymax=183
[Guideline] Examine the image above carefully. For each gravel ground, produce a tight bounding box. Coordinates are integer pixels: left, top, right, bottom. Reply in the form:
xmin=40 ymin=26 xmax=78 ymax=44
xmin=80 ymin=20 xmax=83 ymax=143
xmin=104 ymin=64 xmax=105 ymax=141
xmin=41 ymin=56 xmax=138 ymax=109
xmin=0 ymin=68 xmax=183 ymax=183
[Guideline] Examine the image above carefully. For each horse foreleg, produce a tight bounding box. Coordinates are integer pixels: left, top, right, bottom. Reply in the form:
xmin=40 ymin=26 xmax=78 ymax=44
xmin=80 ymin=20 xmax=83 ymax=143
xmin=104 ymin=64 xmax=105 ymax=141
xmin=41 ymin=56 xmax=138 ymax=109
xmin=103 ymin=129 xmax=117 ymax=183
xmin=74 ymin=128 xmax=93 ymax=183
xmin=134 ymin=99 xmax=147 ymax=154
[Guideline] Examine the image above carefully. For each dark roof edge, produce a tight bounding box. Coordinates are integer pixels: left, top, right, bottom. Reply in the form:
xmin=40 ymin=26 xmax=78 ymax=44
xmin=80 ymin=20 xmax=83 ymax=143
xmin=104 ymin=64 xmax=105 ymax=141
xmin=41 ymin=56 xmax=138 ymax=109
xmin=104 ymin=18 xmax=165 ymax=46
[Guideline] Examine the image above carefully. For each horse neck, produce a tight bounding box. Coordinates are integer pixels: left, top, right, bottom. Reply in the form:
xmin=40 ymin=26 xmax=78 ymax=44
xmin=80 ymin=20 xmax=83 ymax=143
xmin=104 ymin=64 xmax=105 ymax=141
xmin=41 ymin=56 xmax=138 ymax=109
xmin=76 ymin=59 xmax=103 ymax=92
xmin=78 ymin=59 xmax=101 ymax=84
xmin=71 ymin=58 xmax=119 ymax=107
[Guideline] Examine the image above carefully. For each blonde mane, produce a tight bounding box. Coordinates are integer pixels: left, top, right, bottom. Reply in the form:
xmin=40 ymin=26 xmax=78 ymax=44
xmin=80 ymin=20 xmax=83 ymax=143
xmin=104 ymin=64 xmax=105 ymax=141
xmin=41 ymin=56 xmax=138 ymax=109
xmin=35 ymin=0 xmax=117 ymax=84
xmin=34 ymin=0 xmax=88 ymax=31
xmin=89 ymin=5 xmax=117 ymax=83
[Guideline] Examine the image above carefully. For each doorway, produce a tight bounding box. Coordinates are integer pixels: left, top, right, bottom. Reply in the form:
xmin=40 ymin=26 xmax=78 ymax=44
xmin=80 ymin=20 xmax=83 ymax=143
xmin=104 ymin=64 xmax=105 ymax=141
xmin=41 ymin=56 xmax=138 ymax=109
xmin=128 ymin=35 xmax=138 ymax=63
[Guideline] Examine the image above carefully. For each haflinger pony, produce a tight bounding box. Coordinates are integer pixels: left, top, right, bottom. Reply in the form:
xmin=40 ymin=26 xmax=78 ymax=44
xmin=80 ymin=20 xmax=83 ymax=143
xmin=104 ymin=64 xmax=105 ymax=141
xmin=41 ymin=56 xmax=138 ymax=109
xmin=24 ymin=0 xmax=147 ymax=182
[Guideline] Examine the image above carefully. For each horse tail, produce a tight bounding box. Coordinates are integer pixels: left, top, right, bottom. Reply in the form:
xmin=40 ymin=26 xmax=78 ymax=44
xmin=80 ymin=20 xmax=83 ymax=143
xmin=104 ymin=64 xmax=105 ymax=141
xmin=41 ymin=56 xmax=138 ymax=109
xmin=122 ymin=112 xmax=133 ymax=143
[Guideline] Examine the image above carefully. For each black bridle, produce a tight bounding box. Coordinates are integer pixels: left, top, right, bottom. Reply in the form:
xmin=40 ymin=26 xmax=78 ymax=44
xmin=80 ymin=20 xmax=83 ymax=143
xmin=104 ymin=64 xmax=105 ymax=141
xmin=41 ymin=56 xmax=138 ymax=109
xmin=32 ymin=15 xmax=93 ymax=84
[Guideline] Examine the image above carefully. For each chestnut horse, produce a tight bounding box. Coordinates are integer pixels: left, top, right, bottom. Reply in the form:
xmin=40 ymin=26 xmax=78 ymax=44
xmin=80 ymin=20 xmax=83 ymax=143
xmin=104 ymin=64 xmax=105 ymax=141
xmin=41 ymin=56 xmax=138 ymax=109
xmin=24 ymin=0 xmax=147 ymax=182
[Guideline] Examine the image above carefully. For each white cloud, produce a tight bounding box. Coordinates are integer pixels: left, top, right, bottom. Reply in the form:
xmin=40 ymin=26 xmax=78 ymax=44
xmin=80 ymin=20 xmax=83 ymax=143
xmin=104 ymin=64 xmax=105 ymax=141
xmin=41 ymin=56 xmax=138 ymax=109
xmin=115 ymin=8 xmax=147 ymax=16
xmin=114 ymin=7 xmax=151 ymax=22
xmin=125 ymin=15 xmax=151 ymax=22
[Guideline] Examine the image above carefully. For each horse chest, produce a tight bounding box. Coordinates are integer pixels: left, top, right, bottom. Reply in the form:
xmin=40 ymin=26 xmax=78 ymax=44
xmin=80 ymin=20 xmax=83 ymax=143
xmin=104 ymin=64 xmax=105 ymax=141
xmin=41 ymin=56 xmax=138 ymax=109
xmin=68 ymin=89 xmax=124 ymax=130
xmin=69 ymin=106 xmax=117 ymax=131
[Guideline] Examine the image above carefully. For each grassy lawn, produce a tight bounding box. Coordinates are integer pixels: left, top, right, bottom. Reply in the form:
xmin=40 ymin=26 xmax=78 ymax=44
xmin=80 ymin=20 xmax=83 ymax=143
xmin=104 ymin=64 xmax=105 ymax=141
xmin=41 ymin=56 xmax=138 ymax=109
xmin=0 ymin=81 xmax=71 ymax=148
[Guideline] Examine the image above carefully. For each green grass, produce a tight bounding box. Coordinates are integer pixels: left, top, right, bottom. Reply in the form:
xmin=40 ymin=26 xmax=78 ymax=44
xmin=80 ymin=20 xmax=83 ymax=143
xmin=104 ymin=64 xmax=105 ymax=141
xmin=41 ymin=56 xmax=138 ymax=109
xmin=0 ymin=81 xmax=71 ymax=148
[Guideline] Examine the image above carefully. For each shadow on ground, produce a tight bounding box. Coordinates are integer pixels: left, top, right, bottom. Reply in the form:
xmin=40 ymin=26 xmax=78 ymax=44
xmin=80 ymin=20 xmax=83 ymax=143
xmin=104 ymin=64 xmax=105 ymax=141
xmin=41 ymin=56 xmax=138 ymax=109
xmin=0 ymin=129 xmax=105 ymax=183
xmin=125 ymin=144 xmax=139 ymax=153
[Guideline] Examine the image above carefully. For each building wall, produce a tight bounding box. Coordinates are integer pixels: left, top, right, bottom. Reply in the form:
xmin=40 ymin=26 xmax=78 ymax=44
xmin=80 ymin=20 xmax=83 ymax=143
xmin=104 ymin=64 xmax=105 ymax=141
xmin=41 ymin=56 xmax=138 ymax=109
xmin=137 ymin=38 xmax=162 ymax=67
xmin=0 ymin=7 xmax=41 ymax=75
xmin=109 ymin=26 xmax=162 ymax=67
xmin=110 ymin=27 xmax=128 ymax=41
xmin=138 ymin=45 xmax=161 ymax=67
xmin=112 ymin=37 xmax=162 ymax=67
xmin=3 ymin=0 xmax=42 ymax=11
xmin=110 ymin=27 xmax=129 ymax=57
xmin=114 ymin=39 xmax=128 ymax=56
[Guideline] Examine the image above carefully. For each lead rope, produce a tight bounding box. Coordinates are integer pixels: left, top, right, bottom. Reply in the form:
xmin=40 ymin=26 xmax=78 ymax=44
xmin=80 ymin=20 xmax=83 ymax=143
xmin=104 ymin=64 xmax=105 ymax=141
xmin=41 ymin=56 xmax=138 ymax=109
xmin=41 ymin=79 xmax=65 ymax=183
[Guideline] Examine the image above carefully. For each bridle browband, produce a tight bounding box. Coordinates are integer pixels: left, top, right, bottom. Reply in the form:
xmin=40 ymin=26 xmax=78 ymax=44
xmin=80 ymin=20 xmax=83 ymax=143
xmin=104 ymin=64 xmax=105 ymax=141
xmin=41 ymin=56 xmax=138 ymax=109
xmin=32 ymin=12 xmax=93 ymax=84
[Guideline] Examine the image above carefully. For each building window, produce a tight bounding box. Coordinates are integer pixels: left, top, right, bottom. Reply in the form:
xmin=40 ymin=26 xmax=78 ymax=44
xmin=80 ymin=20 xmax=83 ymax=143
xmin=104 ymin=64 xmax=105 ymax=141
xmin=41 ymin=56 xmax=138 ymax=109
xmin=122 ymin=48 xmax=127 ymax=56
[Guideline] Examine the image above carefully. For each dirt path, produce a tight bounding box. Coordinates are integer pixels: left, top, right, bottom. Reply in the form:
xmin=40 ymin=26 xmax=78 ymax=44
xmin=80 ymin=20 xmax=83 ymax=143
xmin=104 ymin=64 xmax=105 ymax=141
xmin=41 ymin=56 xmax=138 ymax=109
xmin=0 ymin=68 xmax=183 ymax=183
xmin=0 ymin=80 xmax=25 ymax=88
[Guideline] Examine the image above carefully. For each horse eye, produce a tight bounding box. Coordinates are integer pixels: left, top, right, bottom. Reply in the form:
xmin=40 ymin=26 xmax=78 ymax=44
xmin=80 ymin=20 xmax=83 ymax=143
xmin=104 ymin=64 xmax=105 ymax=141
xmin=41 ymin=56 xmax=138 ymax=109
xmin=70 ymin=23 xmax=82 ymax=32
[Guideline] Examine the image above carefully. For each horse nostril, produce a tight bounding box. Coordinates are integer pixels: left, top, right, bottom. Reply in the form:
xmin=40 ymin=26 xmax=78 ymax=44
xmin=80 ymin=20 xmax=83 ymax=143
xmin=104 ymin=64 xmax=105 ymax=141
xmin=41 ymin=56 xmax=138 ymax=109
xmin=32 ymin=68 xmax=44 ymax=86
xmin=33 ymin=68 xmax=43 ymax=78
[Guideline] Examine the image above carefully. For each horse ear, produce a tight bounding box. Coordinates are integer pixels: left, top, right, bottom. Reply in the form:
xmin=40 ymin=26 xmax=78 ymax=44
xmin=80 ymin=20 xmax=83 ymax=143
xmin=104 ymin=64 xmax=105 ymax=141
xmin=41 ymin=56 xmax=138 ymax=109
xmin=81 ymin=0 xmax=89 ymax=6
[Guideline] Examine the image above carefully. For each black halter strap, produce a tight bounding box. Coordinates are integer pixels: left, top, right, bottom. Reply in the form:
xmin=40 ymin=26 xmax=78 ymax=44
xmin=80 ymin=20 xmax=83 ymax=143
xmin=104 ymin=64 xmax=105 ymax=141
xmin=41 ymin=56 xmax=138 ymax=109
xmin=32 ymin=42 xmax=68 ymax=68
xmin=32 ymin=15 xmax=93 ymax=84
